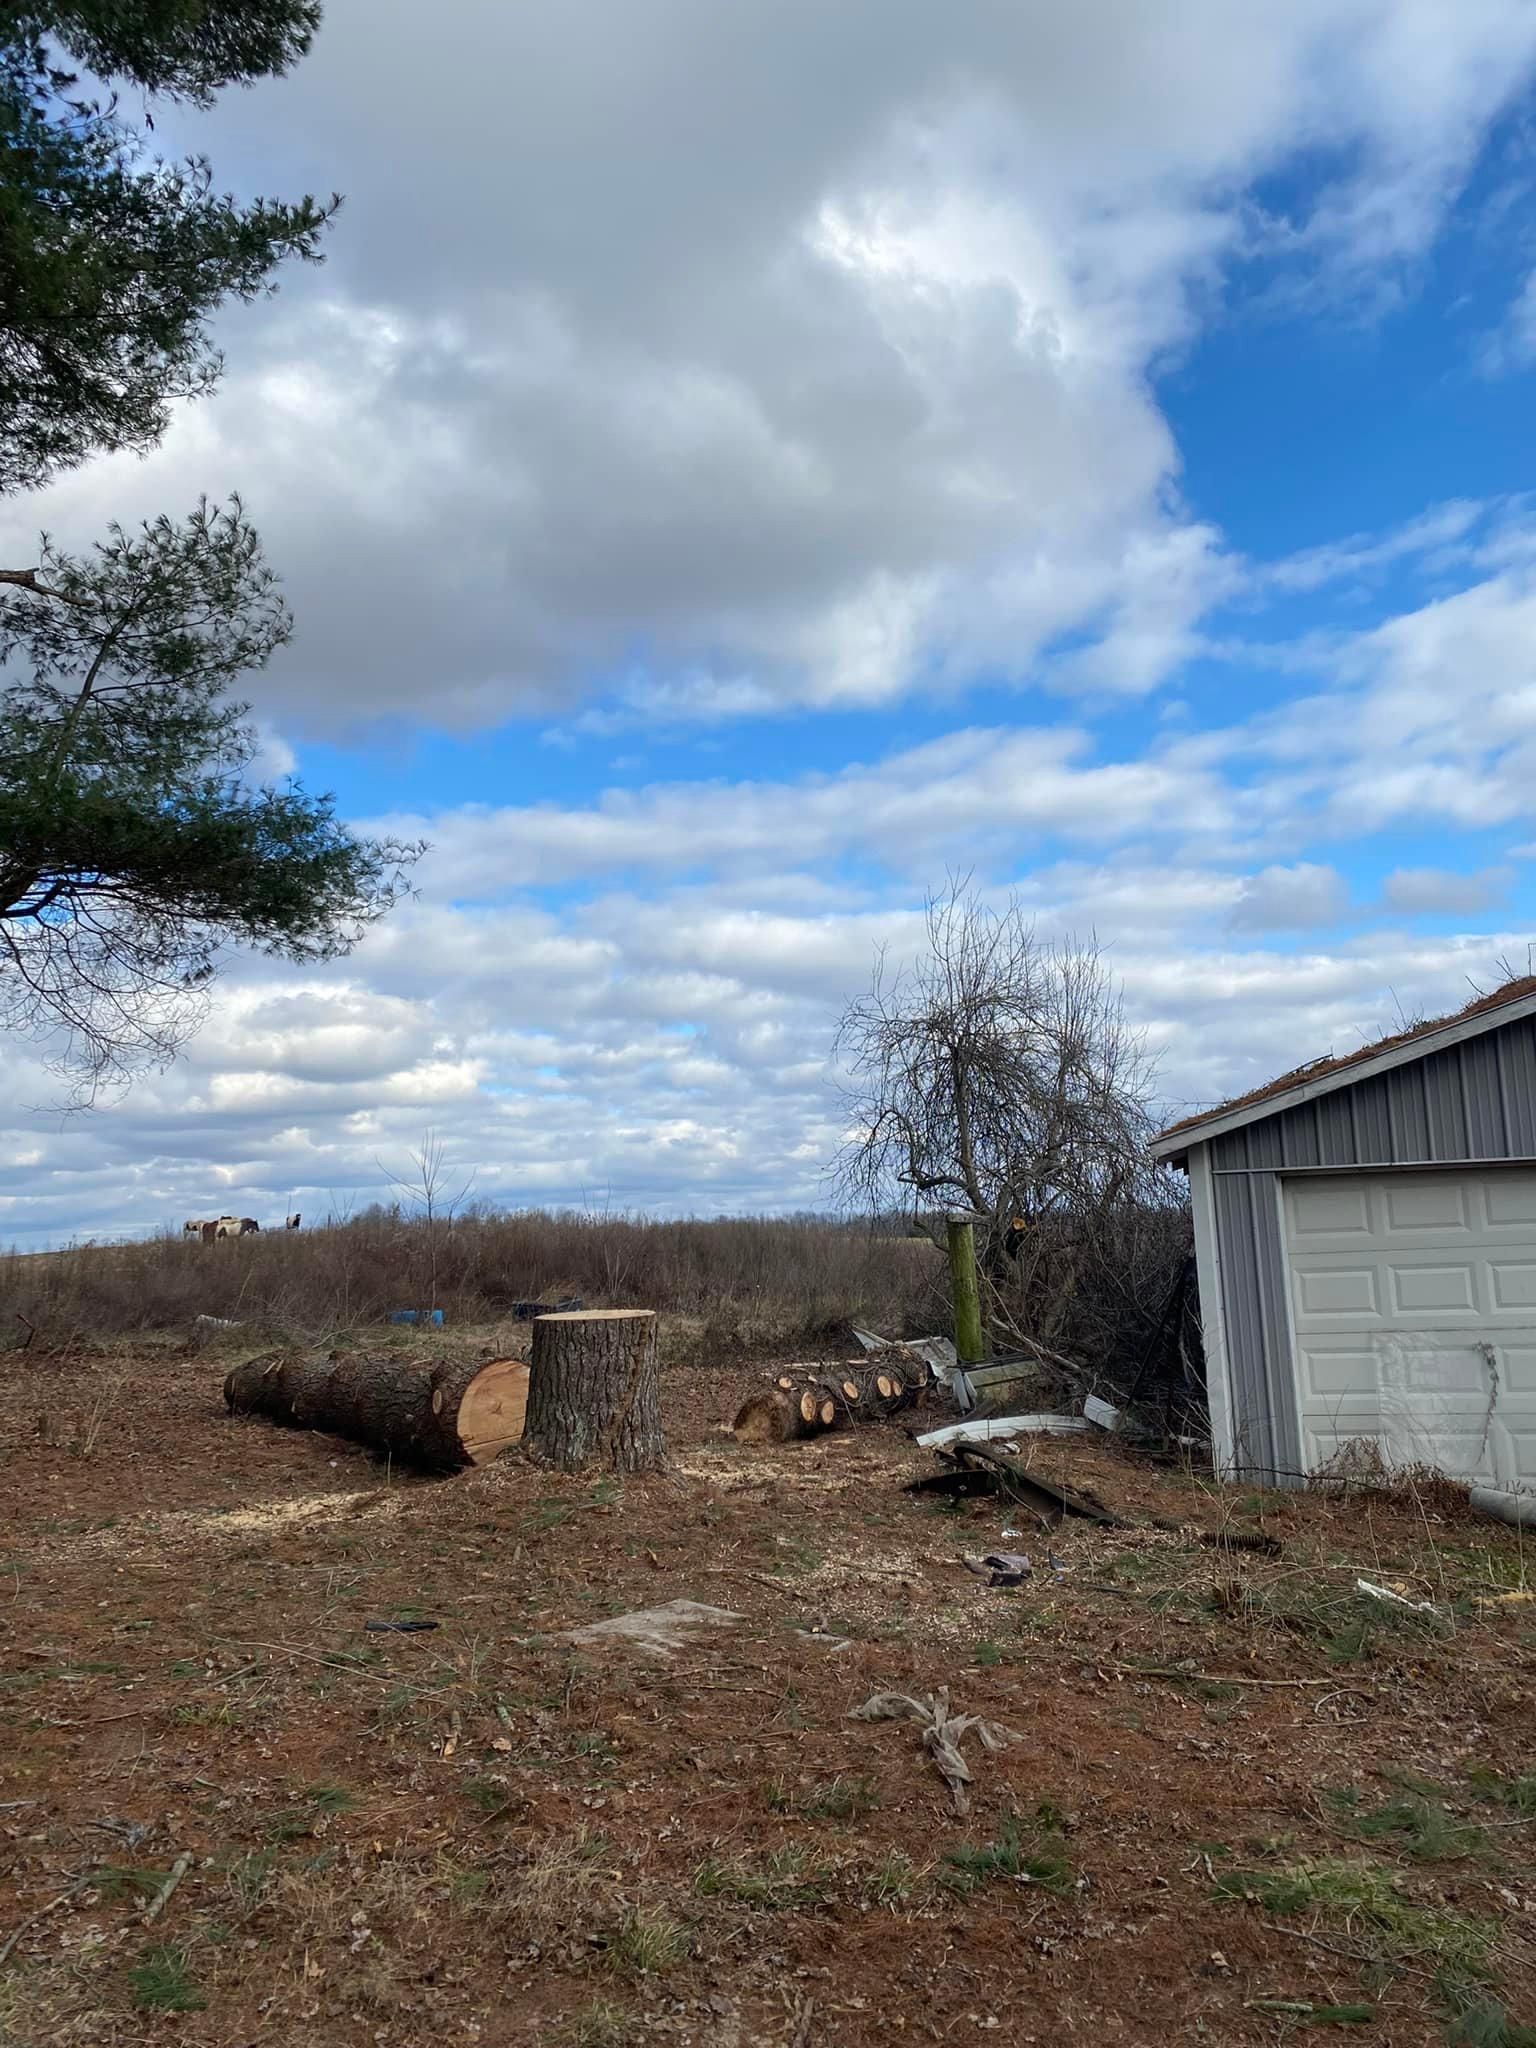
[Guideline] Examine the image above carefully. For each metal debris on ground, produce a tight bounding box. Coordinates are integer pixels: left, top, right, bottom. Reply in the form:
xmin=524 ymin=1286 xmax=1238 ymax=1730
xmin=556 ymin=1599 xmax=744 ymax=1661
xmin=1082 ymin=1394 xmax=1120 ymax=1430
xmin=961 ymin=1551 xmax=1033 ymax=1587
xmin=849 ymin=1687 xmax=1020 ymax=1816
xmin=1355 ymin=1577 xmax=1442 ymax=1616
xmin=916 ymin=1413 xmax=1090 ymax=1450
xmin=906 ymin=1440 xmax=1127 ymax=1529
xmin=852 ymin=1328 xmax=958 ymax=1381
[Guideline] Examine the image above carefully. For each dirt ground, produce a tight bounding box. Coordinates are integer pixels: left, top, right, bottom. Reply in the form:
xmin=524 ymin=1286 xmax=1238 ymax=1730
xmin=2 ymin=1331 xmax=1535 ymax=2048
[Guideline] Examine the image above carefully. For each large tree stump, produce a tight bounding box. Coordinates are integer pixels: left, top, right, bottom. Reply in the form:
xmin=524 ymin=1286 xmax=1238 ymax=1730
xmin=223 ymin=1350 xmax=529 ymax=1472
xmin=524 ymin=1309 xmax=665 ymax=1472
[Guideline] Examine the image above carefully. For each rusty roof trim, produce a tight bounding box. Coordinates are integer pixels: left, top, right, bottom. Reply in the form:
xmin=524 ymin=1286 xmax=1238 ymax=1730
xmin=1151 ymin=975 xmax=1536 ymax=1162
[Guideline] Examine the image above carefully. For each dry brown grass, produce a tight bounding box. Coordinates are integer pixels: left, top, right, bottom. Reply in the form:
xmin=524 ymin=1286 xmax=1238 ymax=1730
xmin=0 ymin=1210 xmax=944 ymax=1357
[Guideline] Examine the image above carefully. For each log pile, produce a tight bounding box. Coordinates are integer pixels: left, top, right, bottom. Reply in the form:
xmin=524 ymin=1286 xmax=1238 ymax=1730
xmin=224 ymin=1349 xmax=530 ymax=1472
xmin=731 ymin=1345 xmax=937 ymax=1443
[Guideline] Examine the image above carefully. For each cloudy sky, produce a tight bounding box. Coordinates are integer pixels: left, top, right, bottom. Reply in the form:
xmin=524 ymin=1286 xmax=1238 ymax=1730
xmin=6 ymin=0 xmax=1536 ymax=1244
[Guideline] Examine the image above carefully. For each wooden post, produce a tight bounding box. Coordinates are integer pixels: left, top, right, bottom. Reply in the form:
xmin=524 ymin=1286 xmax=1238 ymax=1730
xmin=525 ymin=1309 xmax=665 ymax=1472
xmin=946 ymin=1212 xmax=990 ymax=1366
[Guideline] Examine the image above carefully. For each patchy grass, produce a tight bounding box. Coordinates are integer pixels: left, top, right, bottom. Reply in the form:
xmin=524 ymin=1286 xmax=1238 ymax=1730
xmin=1246 ymin=2000 xmax=1377 ymax=2027
xmin=603 ymin=1910 xmax=690 ymax=1977
xmin=1442 ymin=1999 xmax=1536 ymax=2048
xmin=693 ymin=1845 xmax=835 ymax=1909
xmin=801 ymin=1774 xmax=879 ymax=1822
xmin=941 ymin=1816 xmax=1072 ymax=1896
xmin=1467 ymin=1769 xmax=1536 ymax=1819
xmin=1213 ymin=1858 xmax=1496 ymax=1983
xmin=463 ymin=1775 xmax=517 ymax=1816
xmin=859 ymin=1850 xmax=922 ymax=1908
xmin=1325 ymin=1786 xmax=1489 ymax=1862
xmin=5 ymin=1331 xmax=1536 ymax=2045
xmin=128 ymin=1946 xmax=204 ymax=2014
xmin=551 ymin=2000 xmax=637 ymax=2048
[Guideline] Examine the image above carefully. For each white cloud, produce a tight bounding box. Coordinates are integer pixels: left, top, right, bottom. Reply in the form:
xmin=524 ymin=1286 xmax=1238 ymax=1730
xmin=5 ymin=858 xmax=1527 ymax=1244
xmin=1380 ymin=865 xmax=1512 ymax=914
xmin=1479 ymin=268 xmax=1536 ymax=375
xmin=1230 ymin=864 xmax=1350 ymax=931
xmin=5 ymin=2 xmax=1532 ymax=732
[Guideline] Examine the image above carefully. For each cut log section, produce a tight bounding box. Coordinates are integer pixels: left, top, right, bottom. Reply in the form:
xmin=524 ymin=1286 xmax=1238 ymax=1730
xmin=223 ymin=1351 xmax=529 ymax=1472
xmin=731 ymin=1348 xmax=941 ymax=1444
xmin=731 ymin=1387 xmax=840 ymax=1443
xmin=524 ymin=1308 xmax=665 ymax=1473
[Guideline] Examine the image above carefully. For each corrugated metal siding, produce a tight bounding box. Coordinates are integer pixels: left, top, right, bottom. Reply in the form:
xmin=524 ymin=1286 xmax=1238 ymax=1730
xmin=1201 ymin=1012 xmax=1536 ymax=1482
xmin=1213 ymin=1169 xmax=1279 ymax=1477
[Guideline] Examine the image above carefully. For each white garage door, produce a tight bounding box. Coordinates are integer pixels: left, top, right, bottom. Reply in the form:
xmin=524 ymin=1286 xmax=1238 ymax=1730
xmin=1284 ymin=1168 xmax=1536 ymax=1487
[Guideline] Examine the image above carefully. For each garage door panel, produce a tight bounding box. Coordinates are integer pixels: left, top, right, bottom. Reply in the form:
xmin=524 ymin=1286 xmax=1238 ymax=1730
xmin=1283 ymin=1169 xmax=1536 ymax=1491
xmin=1295 ymin=1265 xmax=1380 ymax=1316
xmin=1383 ymin=1181 xmax=1470 ymax=1233
xmin=1496 ymin=1424 xmax=1536 ymax=1483
xmin=1304 ymin=1425 xmax=1381 ymax=1470
xmin=1490 ymin=1262 xmax=1536 ymax=1311
xmin=1485 ymin=1179 xmax=1536 ymax=1227
xmin=1296 ymin=1342 xmax=1378 ymax=1397
xmin=1388 ymin=1263 xmax=1478 ymax=1315
xmin=1378 ymin=1331 xmax=1495 ymax=1395
xmin=1288 ymin=1181 xmax=1374 ymax=1239
xmin=1500 ymin=1344 xmax=1536 ymax=1393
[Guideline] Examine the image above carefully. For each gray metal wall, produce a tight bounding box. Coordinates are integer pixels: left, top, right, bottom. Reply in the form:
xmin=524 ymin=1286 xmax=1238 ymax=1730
xmin=1203 ymin=1013 xmax=1536 ymax=1479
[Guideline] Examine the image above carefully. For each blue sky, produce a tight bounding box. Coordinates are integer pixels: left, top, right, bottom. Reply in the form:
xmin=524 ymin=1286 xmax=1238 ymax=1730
xmin=3 ymin=0 xmax=1536 ymax=1243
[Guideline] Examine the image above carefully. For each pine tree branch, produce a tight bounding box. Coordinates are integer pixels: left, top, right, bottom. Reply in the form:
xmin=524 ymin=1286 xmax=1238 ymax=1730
xmin=0 ymin=567 xmax=88 ymax=608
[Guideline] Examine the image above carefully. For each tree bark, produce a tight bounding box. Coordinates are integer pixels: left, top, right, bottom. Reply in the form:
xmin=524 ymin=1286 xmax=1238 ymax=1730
xmin=223 ymin=1350 xmax=529 ymax=1472
xmin=524 ymin=1309 xmax=665 ymax=1473
xmin=731 ymin=1387 xmax=838 ymax=1442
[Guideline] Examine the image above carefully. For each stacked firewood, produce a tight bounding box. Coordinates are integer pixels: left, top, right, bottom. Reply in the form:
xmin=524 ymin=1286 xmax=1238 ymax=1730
xmin=731 ymin=1346 xmax=937 ymax=1442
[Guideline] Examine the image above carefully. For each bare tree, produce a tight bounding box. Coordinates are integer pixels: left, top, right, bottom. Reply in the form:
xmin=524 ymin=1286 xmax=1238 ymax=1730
xmin=832 ymin=881 xmax=1178 ymax=1365
xmin=380 ymin=1130 xmax=476 ymax=1312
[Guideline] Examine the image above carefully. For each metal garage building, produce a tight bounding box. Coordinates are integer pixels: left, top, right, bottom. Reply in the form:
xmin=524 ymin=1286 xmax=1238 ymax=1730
xmin=1151 ymin=978 xmax=1536 ymax=1494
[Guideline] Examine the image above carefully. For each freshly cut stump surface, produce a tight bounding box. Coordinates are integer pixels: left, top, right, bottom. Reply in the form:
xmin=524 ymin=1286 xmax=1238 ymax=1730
xmin=223 ymin=1350 xmax=529 ymax=1472
xmin=524 ymin=1308 xmax=665 ymax=1472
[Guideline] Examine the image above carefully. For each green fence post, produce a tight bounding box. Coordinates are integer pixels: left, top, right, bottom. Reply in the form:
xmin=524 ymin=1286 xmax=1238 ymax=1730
xmin=946 ymin=1210 xmax=990 ymax=1366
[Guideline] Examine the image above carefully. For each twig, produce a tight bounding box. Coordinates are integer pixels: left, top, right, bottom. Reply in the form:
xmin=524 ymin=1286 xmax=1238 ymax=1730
xmin=14 ymin=1314 xmax=35 ymax=1351
xmin=210 ymin=1661 xmax=264 ymax=1688
xmin=790 ymin=1994 xmax=814 ymax=2048
xmin=215 ymin=1639 xmax=392 ymax=1685
xmin=1261 ymin=1920 xmax=1433 ymax=1984
xmin=698 ymin=1568 xmax=800 ymax=1595
xmin=1109 ymin=1662 xmax=1334 ymax=1688
xmin=0 ymin=1875 xmax=92 ymax=1969
xmin=141 ymin=1853 xmax=191 ymax=1926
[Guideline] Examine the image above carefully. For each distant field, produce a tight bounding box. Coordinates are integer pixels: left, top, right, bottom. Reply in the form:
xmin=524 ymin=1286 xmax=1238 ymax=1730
xmin=0 ymin=1211 xmax=945 ymax=1353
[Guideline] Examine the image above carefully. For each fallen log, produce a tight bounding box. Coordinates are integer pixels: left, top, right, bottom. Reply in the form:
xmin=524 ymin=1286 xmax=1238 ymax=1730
xmin=732 ymin=1386 xmax=840 ymax=1443
xmin=224 ymin=1350 xmax=529 ymax=1472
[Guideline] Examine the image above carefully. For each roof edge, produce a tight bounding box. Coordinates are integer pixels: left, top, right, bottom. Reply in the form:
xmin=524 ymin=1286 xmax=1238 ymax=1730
xmin=1150 ymin=984 xmax=1536 ymax=1163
